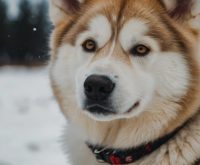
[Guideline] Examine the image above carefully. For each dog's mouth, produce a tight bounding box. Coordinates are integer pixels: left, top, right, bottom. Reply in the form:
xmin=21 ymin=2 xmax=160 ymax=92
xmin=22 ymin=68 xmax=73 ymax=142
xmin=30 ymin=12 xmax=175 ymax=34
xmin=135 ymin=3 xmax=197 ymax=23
xmin=126 ymin=101 xmax=140 ymax=113
xmin=84 ymin=100 xmax=140 ymax=116
xmin=86 ymin=104 xmax=116 ymax=115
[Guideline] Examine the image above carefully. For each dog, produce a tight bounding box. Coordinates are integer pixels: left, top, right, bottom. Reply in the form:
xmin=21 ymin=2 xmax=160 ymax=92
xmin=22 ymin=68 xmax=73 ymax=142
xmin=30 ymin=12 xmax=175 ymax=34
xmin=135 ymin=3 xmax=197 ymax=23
xmin=49 ymin=0 xmax=200 ymax=164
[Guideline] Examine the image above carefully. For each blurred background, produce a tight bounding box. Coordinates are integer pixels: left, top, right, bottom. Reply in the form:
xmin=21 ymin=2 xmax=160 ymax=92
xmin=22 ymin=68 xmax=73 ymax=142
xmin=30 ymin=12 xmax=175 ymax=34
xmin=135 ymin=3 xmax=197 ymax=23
xmin=0 ymin=0 xmax=50 ymax=66
xmin=0 ymin=0 xmax=68 ymax=165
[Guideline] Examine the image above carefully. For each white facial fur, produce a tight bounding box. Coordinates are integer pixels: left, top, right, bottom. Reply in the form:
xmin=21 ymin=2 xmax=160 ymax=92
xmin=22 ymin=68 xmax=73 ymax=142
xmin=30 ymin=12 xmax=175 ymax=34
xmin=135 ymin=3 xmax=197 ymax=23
xmin=161 ymin=0 xmax=176 ymax=11
xmin=51 ymin=15 xmax=190 ymax=122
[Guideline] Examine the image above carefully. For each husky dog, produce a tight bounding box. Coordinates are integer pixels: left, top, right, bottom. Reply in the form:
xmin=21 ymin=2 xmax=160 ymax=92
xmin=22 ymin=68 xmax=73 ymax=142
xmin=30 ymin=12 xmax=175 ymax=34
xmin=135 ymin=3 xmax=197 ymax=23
xmin=49 ymin=0 xmax=200 ymax=164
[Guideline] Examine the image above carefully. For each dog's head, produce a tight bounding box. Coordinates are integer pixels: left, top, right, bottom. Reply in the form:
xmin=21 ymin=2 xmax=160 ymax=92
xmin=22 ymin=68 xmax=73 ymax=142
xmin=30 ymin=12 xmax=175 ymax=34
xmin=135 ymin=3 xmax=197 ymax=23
xmin=49 ymin=0 xmax=200 ymax=123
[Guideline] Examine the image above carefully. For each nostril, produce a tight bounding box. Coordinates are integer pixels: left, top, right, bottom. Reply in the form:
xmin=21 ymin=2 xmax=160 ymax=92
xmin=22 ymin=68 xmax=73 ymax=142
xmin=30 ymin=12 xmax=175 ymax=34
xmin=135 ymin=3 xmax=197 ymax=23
xmin=99 ymin=87 xmax=106 ymax=93
xmin=84 ymin=84 xmax=93 ymax=93
xmin=99 ymin=84 xmax=115 ymax=94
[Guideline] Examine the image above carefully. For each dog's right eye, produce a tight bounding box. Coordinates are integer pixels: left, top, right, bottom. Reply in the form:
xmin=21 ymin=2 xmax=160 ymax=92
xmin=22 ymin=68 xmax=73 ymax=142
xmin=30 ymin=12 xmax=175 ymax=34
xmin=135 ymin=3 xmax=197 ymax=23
xmin=82 ymin=39 xmax=97 ymax=53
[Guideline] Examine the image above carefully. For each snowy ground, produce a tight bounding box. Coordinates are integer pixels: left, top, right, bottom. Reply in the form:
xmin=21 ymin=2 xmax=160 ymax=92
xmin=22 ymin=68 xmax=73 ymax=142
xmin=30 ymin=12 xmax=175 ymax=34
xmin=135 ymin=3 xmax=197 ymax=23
xmin=0 ymin=67 xmax=70 ymax=165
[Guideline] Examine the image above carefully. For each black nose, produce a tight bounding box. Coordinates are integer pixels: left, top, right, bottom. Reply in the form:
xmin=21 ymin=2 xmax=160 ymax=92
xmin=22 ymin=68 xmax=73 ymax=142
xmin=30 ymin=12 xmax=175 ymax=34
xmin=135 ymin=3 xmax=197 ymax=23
xmin=84 ymin=75 xmax=115 ymax=101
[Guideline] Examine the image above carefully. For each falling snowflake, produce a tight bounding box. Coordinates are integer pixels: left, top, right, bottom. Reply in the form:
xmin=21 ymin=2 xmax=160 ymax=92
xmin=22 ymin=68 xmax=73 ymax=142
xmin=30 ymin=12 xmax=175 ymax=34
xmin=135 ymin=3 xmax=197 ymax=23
xmin=33 ymin=27 xmax=37 ymax=32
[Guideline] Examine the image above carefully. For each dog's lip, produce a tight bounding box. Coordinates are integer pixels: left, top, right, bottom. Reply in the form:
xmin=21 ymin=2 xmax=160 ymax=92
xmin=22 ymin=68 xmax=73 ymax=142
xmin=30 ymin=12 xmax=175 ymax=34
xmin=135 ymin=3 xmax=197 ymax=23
xmin=85 ymin=104 xmax=116 ymax=115
xmin=126 ymin=101 xmax=140 ymax=114
xmin=84 ymin=101 xmax=140 ymax=115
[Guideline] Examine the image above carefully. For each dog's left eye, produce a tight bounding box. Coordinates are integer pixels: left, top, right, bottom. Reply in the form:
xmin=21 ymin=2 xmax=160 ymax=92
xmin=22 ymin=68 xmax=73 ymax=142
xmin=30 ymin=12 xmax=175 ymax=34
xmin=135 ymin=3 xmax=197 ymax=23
xmin=82 ymin=39 xmax=97 ymax=52
xmin=130 ymin=44 xmax=150 ymax=56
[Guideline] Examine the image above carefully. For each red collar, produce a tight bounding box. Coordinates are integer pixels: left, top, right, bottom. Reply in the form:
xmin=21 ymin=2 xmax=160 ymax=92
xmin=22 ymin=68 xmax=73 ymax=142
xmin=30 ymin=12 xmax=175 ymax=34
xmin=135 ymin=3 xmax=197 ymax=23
xmin=87 ymin=123 xmax=186 ymax=165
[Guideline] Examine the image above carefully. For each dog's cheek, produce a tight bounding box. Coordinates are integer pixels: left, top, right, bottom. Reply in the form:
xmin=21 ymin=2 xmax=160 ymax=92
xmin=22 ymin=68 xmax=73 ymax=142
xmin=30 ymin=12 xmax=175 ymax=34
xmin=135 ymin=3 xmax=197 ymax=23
xmin=152 ymin=52 xmax=191 ymax=101
xmin=111 ymin=63 xmax=155 ymax=114
xmin=51 ymin=44 xmax=89 ymax=110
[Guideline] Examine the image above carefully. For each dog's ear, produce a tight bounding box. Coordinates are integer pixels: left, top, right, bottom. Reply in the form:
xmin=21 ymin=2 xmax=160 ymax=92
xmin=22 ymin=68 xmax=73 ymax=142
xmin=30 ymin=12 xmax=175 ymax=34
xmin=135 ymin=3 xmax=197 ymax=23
xmin=49 ymin=0 xmax=85 ymax=25
xmin=161 ymin=0 xmax=193 ymax=19
xmin=161 ymin=0 xmax=200 ymax=29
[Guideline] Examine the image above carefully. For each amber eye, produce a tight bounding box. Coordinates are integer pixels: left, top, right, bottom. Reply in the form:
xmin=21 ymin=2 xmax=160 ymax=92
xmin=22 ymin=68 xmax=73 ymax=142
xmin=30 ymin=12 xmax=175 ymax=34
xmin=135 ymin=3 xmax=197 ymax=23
xmin=82 ymin=39 xmax=97 ymax=52
xmin=130 ymin=44 xmax=150 ymax=56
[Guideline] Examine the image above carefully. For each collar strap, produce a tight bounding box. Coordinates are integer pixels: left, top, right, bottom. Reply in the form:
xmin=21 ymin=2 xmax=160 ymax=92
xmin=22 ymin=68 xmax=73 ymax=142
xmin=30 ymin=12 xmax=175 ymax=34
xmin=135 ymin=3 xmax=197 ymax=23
xmin=87 ymin=124 xmax=185 ymax=165
xmin=194 ymin=159 xmax=200 ymax=165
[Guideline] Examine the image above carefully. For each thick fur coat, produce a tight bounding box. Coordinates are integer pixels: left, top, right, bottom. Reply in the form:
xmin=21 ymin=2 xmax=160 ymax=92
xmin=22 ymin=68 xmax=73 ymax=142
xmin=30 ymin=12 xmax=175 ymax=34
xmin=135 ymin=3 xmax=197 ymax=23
xmin=49 ymin=0 xmax=200 ymax=164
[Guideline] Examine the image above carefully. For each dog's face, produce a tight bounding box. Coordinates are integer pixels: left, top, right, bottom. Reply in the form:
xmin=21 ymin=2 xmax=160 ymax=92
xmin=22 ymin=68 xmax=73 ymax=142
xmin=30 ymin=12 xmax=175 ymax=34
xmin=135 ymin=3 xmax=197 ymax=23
xmin=50 ymin=0 xmax=199 ymax=122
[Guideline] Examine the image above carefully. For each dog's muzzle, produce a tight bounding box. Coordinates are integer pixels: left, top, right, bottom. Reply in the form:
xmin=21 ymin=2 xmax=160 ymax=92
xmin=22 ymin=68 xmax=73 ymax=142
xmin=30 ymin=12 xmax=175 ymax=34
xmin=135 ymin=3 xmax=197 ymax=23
xmin=83 ymin=75 xmax=115 ymax=115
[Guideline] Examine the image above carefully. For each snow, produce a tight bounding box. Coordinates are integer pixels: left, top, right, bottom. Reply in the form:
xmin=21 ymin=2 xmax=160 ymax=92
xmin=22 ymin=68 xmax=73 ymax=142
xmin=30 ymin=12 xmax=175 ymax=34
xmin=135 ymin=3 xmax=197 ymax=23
xmin=0 ymin=67 xmax=70 ymax=165
xmin=33 ymin=28 xmax=37 ymax=32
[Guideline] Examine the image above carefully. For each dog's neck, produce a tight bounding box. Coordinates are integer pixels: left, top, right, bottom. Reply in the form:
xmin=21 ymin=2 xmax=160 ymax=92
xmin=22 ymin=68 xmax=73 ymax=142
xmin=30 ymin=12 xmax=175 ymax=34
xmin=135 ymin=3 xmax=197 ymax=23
xmin=85 ymin=109 xmax=200 ymax=165
xmin=86 ymin=122 xmax=187 ymax=165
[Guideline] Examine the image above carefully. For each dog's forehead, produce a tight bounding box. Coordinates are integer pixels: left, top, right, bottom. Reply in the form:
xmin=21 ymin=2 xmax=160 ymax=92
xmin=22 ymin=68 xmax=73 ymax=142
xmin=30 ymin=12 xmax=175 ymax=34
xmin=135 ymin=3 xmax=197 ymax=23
xmin=86 ymin=7 xmax=150 ymax=49
xmin=87 ymin=0 xmax=161 ymax=19
xmin=88 ymin=14 xmax=148 ymax=40
xmin=85 ymin=0 xmax=160 ymax=35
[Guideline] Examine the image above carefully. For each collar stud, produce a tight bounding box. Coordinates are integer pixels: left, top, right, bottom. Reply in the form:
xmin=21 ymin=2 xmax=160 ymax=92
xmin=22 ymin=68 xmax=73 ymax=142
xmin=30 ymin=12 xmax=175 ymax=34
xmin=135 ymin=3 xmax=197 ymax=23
xmin=125 ymin=156 xmax=134 ymax=163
